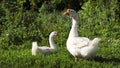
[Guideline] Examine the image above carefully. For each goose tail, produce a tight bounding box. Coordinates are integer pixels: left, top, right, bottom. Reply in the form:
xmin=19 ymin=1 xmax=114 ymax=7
xmin=90 ymin=38 xmax=101 ymax=46
xmin=32 ymin=42 xmax=38 ymax=55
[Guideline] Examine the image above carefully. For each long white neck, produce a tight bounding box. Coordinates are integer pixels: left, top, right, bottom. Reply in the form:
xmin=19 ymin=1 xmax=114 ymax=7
xmin=49 ymin=35 xmax=57 ymax=50
xmin=68 ymin=15 xmax=78 ymax=38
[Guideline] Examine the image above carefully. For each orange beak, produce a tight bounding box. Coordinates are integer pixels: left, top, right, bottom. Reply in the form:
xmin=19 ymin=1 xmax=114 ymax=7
xmin=64 ymin=9 xmax=70 ymax=15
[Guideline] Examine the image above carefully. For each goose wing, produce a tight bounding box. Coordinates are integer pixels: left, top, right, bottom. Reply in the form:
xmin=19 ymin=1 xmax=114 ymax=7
xmin=38 ymin=46 xmax=53 ymax=54
xmin=72 ymin=37 xmax=90 ymax=48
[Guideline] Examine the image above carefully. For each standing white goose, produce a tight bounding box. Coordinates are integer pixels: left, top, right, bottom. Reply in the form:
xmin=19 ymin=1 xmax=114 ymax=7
xmin=32 ymin=31 xmax=57 ymax=55
xmin=64 ymin=9 xmax=101 ymax=62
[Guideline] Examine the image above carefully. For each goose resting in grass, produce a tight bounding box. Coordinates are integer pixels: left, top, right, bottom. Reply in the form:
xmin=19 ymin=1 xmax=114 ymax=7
xmin=32 ymin=31 xmax=57 ymax=55
xmin=64 ymin=9 xmax=101 ymax=62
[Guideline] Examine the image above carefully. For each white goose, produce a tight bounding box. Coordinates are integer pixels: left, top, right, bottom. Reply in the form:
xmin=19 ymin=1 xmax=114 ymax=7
xmin=32 ymin=31 xmax=57 ymax=55
xmin=64 ymin=9 xmax=101 ymax=62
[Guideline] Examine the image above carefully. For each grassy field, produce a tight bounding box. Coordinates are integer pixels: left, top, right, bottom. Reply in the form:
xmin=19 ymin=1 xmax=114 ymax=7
xmin=0 ymin=12 xmax=120 ymax=67
xmin=0 ymin=0 xmax=120 ymax=68
xmin=0 ymin=42 xmax=120 ymax=68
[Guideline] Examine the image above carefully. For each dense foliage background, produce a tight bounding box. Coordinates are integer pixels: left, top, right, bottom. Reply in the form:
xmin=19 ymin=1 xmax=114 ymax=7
xmin=0 ymin=0 xmax=120 ymax=67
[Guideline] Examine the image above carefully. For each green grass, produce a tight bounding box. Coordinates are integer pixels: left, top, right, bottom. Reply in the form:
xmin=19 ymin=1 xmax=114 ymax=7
xmin=0 ymin=44 xmax=120 ymax=68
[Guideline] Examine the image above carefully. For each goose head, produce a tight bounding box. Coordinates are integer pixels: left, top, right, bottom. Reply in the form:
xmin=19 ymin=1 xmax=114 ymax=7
xmin=50 ymin=31 xmax=57 ymax=37
xmin=64 ymin=9 xmax=78 ymax=19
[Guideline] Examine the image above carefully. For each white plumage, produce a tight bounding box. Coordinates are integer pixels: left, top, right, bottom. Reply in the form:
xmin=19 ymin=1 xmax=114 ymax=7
xmin=32 ymin=31 xmax=57 ymax=55
xmin=64 ymin=9 xmax=101 ymax=62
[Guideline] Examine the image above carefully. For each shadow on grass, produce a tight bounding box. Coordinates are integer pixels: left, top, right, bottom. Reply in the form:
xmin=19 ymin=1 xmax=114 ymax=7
xmin=94 ymin=56 xmax=120 ymax=63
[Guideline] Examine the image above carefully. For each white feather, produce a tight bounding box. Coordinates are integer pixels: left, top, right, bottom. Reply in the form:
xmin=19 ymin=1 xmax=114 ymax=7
xmin=31 ymin=31 xmax=57 ymax=55
xmin=64 ymin=9 xmax=101 ymax=60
